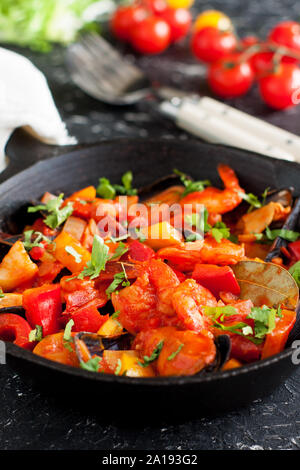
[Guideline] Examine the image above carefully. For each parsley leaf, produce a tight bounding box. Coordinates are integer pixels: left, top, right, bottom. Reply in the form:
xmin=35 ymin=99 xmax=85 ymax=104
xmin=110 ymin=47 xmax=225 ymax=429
xmin=239 ymin=187 xmax=270 ymax=213
xmin=111 ymin=310 xmax=120 ymax=319
xmin=80 ymin=357 xmax=102 ymax=372
xmin=211 ymin=221 xmax=230 ymax=243
xmin=247 ymin=305 xmax=278 ymax=339
xmin=115 ymin=358 xmax=122 ymax=376
xmin=0 ymin=289 xmax=5 ymax=299
xmin=78 ymin=235 xmax=109 ymax=280
xmin=96 ymin=171 xmax=137 ymax=199
xmin=173 ymin=169 xmax=211 ymax=197
xmin=29 ymin=325 xmax=43 ymax=342
xmin=109 ymin=241 xmax=129 ymax=261
xmin=204 ymin=305 xmax=238 ymax=321
xmin=63 ymin=319 xmax=74 ymax=352
xmin=138 ymin=340 xmax=164 ymax=368
xmin=167 ymin=343 xmax=184 ymax=361
xmin=23 ymin=230 xmax=52 ymax=251
xmin=289 ymin=261 xmax=300 ymax=288
xmin=105 ymin=264 xmax=130 ymax=298
xmin=265 ymin=227 xmax=300 ymax=242
xmin=28 ymin=194 xmax=73 ymax=229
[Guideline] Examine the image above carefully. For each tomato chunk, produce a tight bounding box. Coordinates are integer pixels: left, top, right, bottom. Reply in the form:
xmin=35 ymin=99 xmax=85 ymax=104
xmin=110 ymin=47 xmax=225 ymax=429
xmin=0 ymin=314 xmax=32 ymax=349
xmin=33 ymin=332 xmax=79 ymax=367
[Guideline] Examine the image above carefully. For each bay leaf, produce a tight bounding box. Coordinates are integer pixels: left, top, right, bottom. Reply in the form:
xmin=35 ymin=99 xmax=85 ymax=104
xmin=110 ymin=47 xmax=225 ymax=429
xmin=231 ymin=260 xmax=298 ymax=310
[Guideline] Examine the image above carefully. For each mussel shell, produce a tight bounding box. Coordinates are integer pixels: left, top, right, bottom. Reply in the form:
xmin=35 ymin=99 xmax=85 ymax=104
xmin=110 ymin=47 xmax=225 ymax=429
xmin=74 ymin=331 xmax=132 ymax=362
xmin=265 ymin=187 xmax=294 ymax=207
xmin=138 ymin=173 xmax=186 ymax=200
xmin=0 ymin=306 xmax=25 ymax=317
xmin=198 ymin=334 xmax=231 ymax=375
xmin=265 ymin=197 xmax=300 ymax=262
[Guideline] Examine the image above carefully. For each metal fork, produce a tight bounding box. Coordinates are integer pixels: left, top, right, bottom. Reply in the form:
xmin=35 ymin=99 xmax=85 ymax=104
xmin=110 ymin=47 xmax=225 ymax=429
xmin=66 ymin=34 xmax=154 ymax=105
xmin=66 ymin=33 xmax=300 ymax=162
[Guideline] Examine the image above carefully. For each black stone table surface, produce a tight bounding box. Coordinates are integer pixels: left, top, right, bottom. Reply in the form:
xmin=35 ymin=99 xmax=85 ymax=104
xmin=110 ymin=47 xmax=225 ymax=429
xmin=1 ymin=0 xmax=300 ymax=451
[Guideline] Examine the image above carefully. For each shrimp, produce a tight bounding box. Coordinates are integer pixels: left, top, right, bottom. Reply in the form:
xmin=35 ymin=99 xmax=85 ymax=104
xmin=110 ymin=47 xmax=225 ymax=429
xmin=236 ymin=201 xmax=291 ymax=235
xmin=199 ymin=236 xmax=245 ymax=265
xmin=172 ymin=279 xmax=217 ymax=333
xmin=180 ymin=164 xmax=244 ymax=215
xmin=111 ymin=259 xmax=180 ymax=333
xmin=157 ymin=237 xmax=244 ymax=270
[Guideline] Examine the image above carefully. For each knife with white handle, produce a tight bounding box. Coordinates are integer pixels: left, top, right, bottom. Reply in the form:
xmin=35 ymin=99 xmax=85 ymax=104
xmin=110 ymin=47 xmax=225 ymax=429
xmin=160 ymin=97 xmax=299 ymax=162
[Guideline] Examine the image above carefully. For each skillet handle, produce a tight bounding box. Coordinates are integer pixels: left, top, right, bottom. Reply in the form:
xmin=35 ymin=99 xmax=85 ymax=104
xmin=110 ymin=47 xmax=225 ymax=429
xmin=0 ymin=129 xmax=79 ymax=184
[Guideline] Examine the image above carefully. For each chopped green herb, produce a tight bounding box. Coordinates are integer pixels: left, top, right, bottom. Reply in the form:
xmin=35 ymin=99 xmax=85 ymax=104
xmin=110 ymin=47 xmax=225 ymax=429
xmin=65 ymin=246 xmax=82 ymax=264
xmin=109 ymin=241 xmax=129 ymax=261
xmin=0 ymin=289 xmax=5 ymax=299
xmin=96 ymin=177 xmax=116 ymax=199
xmin=247 ymin=305 xmax=278 ymax=339
xmin=115 ymin=358 xmax=122 ymax=376
xmin=289 ymin=261 xmax=300 ymax=288
xmin=29 ymin=325 xmax=43 ymax=342
xmin=265 ymin=226 xmax=300 ymax=242
xmin=77 ymin=235 xmax=109 ymax=280
xmin=28 ymin=194 xmax=73 ymax=229
xmin=111 ymin=310 xmax=120 ymax=319
xmin=23 ymin=230 xmax=52 ymax=251
xmin=207 ymin=304 xmax=281 ymax=343
xmin=105 ymin=265 xmax=130 ymax=298
xmin=167 ymin=343 xmax=184 ymax=361
xmin=211 ymin=221 xmax=230 ymax=243
xmin=96 ymin=171 xmax=137 ymax=199
xmin=63 ymin=319 xmax=74 ymax=351
xmin=138 ymin=340 xmax=164 ymax=368
xmin=173 ymin=169 xmax=211 ymax=197
xmin=239 ymin=188 xmax=270 ymax=213
xmin=80 ymin=357 xmax=102 ymax=372
xmin=204 ymin=305 xmax=238 ymax=321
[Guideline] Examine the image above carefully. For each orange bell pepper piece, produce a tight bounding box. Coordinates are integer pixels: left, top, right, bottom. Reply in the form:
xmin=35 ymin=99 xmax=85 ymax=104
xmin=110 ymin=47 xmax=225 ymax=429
xmin=54 ymin=232 xmax=91 ymax=273
xmin=0 ymin=241 xmax=38 ymax=292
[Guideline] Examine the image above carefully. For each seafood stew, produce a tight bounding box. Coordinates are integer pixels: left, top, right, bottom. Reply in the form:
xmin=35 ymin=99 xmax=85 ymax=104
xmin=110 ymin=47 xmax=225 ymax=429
xmin=0 ymin=163 xmax=299 ymax=378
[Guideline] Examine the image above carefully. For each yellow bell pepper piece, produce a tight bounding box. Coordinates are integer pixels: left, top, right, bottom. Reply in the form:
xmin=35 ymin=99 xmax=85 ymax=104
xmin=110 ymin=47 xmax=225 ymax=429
xmin=141 ymin=221 xmax=182 ymax=251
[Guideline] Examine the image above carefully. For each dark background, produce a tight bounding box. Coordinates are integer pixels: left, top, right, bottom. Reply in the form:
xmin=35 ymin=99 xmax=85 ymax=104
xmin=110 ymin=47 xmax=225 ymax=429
xmin=1 ymin=0 xmax=300 ymax=450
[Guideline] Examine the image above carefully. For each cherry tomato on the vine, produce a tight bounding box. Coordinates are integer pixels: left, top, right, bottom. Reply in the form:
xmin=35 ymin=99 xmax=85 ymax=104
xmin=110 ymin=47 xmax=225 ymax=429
xmin=258 ymin=63 xmax=300 ymax=109
xmin=208 ymin=54 xmax=254 ymax=97
xmin=131 ymin=16 xmax=171 ymax=54
xmin=159 ymin=7 xmax=192 ymax=42
xmin=142 ymin=0 xmax=168 ymax=14
xmin=194 ymin=10 xmax=232 ymax=33
xmin=240 ymin=35 xmax=260 ymax=49
xmin=167 ymin=0 xmax=194 ymax=8
xmin=110 ymin=5 xmax=148 ymax=41
xmin=191 ymin=26 xmax=237 ymax=63
xmin=268 ymin=21 xmax=300 ymax=61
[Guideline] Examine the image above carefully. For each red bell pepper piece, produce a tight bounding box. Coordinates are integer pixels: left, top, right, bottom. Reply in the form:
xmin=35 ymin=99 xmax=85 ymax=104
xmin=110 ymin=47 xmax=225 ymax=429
xmin=23 ymin=284 xmax=62 ymax=337
xmin=288 ymin=240 xmax=300 ymax=261
xmin=192 ymin=264 xmax=240 ymax=297
xmin=128 ymin=240 xmax=155 ymax=262
xmin=71 ymin=200 xmax=93 ymax=220
xmin=70 ymin=305 xmax=109 ymax=333
xmin=261 ymin=309 xmax=296 ymax=359
xmin=0 ymin=314 xmax=33 ymax=349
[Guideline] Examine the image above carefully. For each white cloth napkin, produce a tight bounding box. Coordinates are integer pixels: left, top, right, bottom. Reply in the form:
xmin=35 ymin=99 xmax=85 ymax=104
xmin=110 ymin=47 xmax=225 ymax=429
xmin=0 ymin=47 xmax=76 ymax=171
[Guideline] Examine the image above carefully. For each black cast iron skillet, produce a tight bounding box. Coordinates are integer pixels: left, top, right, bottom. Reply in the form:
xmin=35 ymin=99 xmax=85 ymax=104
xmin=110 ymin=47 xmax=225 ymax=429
xmin=2 ymin=134 xmax=300 ymax=417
